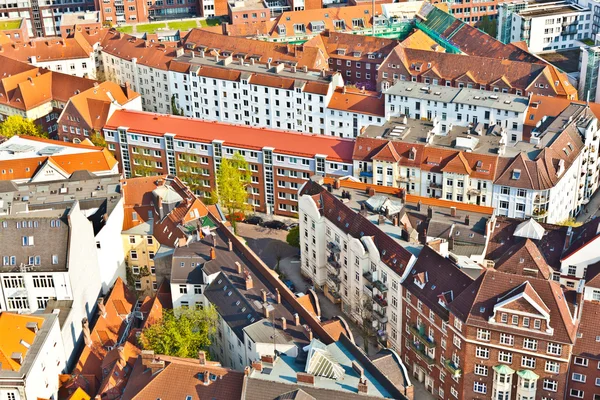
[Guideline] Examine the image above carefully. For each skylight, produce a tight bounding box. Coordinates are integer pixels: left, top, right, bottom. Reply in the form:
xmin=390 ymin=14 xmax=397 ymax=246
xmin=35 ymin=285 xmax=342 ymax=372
xmin=512 ymin=169 xmax=521 ymax=180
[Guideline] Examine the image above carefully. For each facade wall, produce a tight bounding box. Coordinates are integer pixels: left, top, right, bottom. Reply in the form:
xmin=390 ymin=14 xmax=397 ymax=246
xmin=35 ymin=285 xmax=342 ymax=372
xmin=95 ymin=197 xmax=126 ymax=294
xmin=122 ymin=232 xmax=159 ymax=294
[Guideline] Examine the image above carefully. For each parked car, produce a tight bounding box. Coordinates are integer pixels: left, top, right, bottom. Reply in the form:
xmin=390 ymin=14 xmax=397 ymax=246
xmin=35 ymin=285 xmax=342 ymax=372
xmin=244 ymin=215 xmax=263 ymax=225
xmin=286 ymin=223 xmax=299 ymax=231
xmin=283 ymin=280 xmax=295 ymax=292
xmin=261 ymin=220 xmax=287 ymax=230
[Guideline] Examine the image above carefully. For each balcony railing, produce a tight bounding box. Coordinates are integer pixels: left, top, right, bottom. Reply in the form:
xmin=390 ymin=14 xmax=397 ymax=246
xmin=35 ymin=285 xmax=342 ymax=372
xmin=444 ymin=359 xmax=461 ymax=377
xmin=428 ymin=181 xmax=442 ymax=189
xmin=409 ymin=341 xmax=436 ymax=365
xmin=373 ymin=280 xmax=388 ymax=293
xmin=373 ymin=309 xmax=388 ymax=323
xmin=327 ymin=255 xmax=341 ymax=270
xmin=409 ymin=324 xmax=436 ymax=348
xmin=363 ymin=271 xmax=374 ymax=283
xmin=327 ymin=241 xmax=341 ymax=253
xmin=373 ymin=294 xmax=388 ymax=307
xmin=327 ymin=273 xmax=341 ymax=284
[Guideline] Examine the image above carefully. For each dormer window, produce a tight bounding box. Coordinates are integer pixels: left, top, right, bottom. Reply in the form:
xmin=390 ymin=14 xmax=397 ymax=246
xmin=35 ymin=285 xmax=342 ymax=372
xmin=333 ymin=20 xmax=345 ymax=30
xmin=310 ymin=21 xmax=325 ymax=32
xmin=409 ymin=147 xmax=416 ymax=160
xmin=277 ymin=24 xmax=286 ymax=35
xmin=337 ymin=48 xmax=346 ymax=56
xmin=511 ymin=169 xmax=521 ymax=180
xmin=352 ymin=18 xmax=364 ymax=29
xmin=293 ymin=23 xmax=306 ymax=34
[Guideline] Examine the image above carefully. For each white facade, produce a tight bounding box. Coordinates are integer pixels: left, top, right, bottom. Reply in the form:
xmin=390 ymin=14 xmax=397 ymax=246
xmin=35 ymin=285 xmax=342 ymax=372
xmin=32 ymin=54 xmax=97 ymax=79
xmin=298 ymin=191 xmax=416 ymax=352
xmin=0 ymin=313 xmax=66 ymax=400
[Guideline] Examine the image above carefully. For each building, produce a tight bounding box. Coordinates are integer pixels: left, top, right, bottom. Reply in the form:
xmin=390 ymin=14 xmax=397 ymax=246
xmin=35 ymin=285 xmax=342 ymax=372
xmin=0 ymin=312 xmax=65 ymax=400
xmin=578 ymin=45 xmax=600 ymax=102
xmin=59 ymin=11 xmax=101 ymax=36
xmin=0 ymin=55 xmax=98 ymax=135
xmin=497 ymin=0 xmax=592 ymax=53
xmin=429 ymin=0 xmax=499 ymax=25
xmin=121 ymin=175 xmax=209 ymax=294
xmin=0 ymin=0 xmax=95 ymax=37
xmin=121 ymin=351 xmax=245 ymax=400
xmin=56 ymin=80 xmax=141 ymax=143
xmin=228 ymin=0 xmax=270 ymax=26
xmin=103 ymin=109 xmax=355 ymax=216
xmin=0 ymin=18 xmax=29 ymax=42
xmin=244 ymin=336 xmax=411 ymax=399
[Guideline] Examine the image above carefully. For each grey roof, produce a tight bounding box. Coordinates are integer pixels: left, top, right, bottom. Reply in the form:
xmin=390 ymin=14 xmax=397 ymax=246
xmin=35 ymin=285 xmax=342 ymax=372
xmin=0 ymin=212 xmax=70 ymax=273
xmin=44 ymin=299 xmax=74 ymax=328
xmin=274 ymin=389 xmax=316 ymax=400
xmin=0 ymin=180 xmax=19 ymax=193
xmin=69 ymin=170 xmax=98 ymax=180
xmin=370 ymin=350 xmax=410 ymax=394
xmin=244 ymin=319 xmax=297 ymax=346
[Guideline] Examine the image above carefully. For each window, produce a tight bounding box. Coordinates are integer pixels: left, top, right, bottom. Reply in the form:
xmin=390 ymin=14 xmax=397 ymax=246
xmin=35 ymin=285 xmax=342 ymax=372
xmin=476 ymin=347 xmax=489 ymax=359
xmin=523 ymin=338 xmax=537 ymax=350
xmin=543 ymin=379 xmax=557 ymax=392
xmin=453 ymin=335 xmax=461 ymax=349
xmin=473 ymin=382 xmax=487 ymax=394
xmin=498 ymin=351 xmax=512 ymax=364
xmin=476 ymin=329 xmax=490 ymax=341
xmin=32 ymin=275 xmax=54 ymax=288
xmin=179 ymin=285 xmax=187 ymax=294
xmin=130 ymin=250 xmax=138 ymax=260
xmin=570 ymin=389 xmax=584 ymax=398
xmin=572 ymin=373 xmax=586 ymax=383
xmin=521 ymin=356 xmax=536 ymax=368
xmin=574 ymin=357 xmax=588 ymax=366
xmin=500 ymin=313 xmax=508 ymax=323
xmin=500 ymin=333 xmax=514 ymax=346
xmin=511 ymin=315 xmax=518 ymax=325
xmin=547 ymin=342 xmax=562 ymax=356
xmin=545 ymin=360 xmax=559 ymax=374
xmin=474 ymin=364 xmax=488 ymax=376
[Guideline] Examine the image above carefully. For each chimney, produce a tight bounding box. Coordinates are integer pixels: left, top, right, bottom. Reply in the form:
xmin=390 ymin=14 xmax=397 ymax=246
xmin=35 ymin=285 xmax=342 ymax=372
xmin=294 ymin=313 xmax=300 ymax=326
xmin=97 ymin=297 xmax=106 ymax=317
xmin=263 ymin=303 xmax=271 ymax=318
xmin=141 ymin=349 xmax=154 ymax=366
xmin=448 ymin=236 xmax=454 ymax=250
xmin=450 ymin=206 xmax=457 ymax=217
xmin=244 ymin=366 xmax=251 ymax=376
xmin=275 ymin=288 xmax=281 ymax=303
xmin=377 ymin=215 xmax=385 ymax=225
xmin=267 ymin=62 xmax=271 ymax=70
xmin=117 ymin=346 xmax=125 ymax=365
xmin=297 ymin=372 xmax=315 ymax=385
xmin=281 ymin=316 xmax=287 ymax=330
xmin=302 ymin=65 xmax=308 ymax=73
xmin=343 ymin=86 xmax=346 ymax=94
xmin=251 ymin=360 xmax=263 ymax=371
xmin=235 ymin=261 xmax=242 ymax=274
xmin=333 ymin=178 xmax=341 ymax=189
xmin=150 ymin=358 xmax=165 ymax=375
xmin=367 ymin=187 xmax=376 ymax=196
xmin=261 ymin=354 xmax=274 ymax=363
xmin=417 ymin=200 xmax=422 ymax=211
xmin=305 ymin=326 xmax=313 ymax=341
xmin=261 ymin=289 xmax=267 ymax=303
xmin=465 ymin=215 xmax=470 ymax=225
xmin=200 ymin=50 xmax=205 ymax=58
xmin=321 ymin=69 xmax=326 ymax=77
xmin=427 ymin=206 xmax=433 ymax=219
xmin=393 ymin=215 xmax=399 ymax=227
xmin=358 ymin=378 xmax=368 ymax=394
xmin=203 ymin=370 xmax=210 ymax=385
xmin=245 ymin=272 xmax=254 ymax=290
xmin=198 ymin=350 xmax=206 ymax=365
xmin=81 ymin=318 xmax=92 ymax=347
xmin=210 ymin=247 xmax=216 ymax=260
xmin=228 ymin=239 xmax=233 ymax=251
xmin=291 ymin=65 xmax=297 ymax=73
xmin=212 ymin=234 xmax=217 ymax=247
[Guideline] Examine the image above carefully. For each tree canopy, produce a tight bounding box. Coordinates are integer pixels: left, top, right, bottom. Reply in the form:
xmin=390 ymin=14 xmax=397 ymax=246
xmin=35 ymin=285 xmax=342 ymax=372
xmin=141 ymin=306 xmax=218 ymax=358
xmin=286 ymin=225 xmax=300 ymax=248
xmin=0 ymin=115 xmax=47 ymax=139
xmin=89 ymin=131 xmax=107 ymax=148
xmin=212 ymin=152 xmax=251 ymax=233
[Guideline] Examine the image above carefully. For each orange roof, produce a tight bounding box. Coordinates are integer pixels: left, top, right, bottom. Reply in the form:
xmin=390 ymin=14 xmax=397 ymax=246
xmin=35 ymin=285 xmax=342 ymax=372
xmin=106 ymin=110 xmax=355 ymax=163
xmin=100 ymin=30 xmax=178 ymax=71
xmin=296 ymin=294 xmax=317 ymax=317
xmin=61 ymin=81 xmax=140 ymax=131
xmin=0 ymin=313 xmax=46 ymax=371
xmin=321 ymin=319 xmax=348 ymax=341
xmin=66 ymin=387 xmax=91 ymax=400
xmin=401 ymin=30 xmax=445 ymax=52
xmin=0 ymin=34 xmax=92 ymax=63
xmin=327 ymin=87 xmax=384 ymax=116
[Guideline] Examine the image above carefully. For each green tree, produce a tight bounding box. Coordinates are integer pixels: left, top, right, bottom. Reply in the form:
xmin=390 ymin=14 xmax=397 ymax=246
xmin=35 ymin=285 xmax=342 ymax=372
xmin=356 ymin=295 xmax=375 ymax=354
xmin=478 ymin=15 xmax=497 ymax=38
xmin=89 ymin=130 xmax=107 ymax=148
xmin=171 ymin=95 xmax=183 ymax=116
xmin=286 ymin=225 xmax=300 ymax=248
xmin=176 ymin=152 xmax=203 ymax=194
xmin=132 ymin=154 xmax=157 ymax=177
xmin=141 ymin=306 xmax=218 ymax=358
xmin=212 ymin=152 xmax=251 ymax=233
xmin=0 ymin=115 xmax=47 ymax=139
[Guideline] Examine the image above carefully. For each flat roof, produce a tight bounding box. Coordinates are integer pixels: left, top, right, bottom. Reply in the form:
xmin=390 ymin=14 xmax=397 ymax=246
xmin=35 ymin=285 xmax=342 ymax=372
xmin=519 ymin=3 xmax=589 ymax=18
xmin=0 ymin=136 xmax=97 ymax=161
xmin=229 ymin=0 xmax=268 ymax=11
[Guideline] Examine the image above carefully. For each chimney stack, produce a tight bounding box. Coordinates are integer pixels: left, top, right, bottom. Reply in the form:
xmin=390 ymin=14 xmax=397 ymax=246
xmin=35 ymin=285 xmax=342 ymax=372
xmin=281 ymin=316 xmax=287 ymax=330
xmin=465 ymin=214 xmax=470 ymax=225
xmin=212 ymin=234 xmax=217 ymax=247
xmin=263 ymin=303 xmax=271 ymax=318
xmin=275 ymin=288 xmax=281 ymax=303
xmin=294 ymin=313 xmax=300 ymax=326
xmin=203 ymin=370 xmax=210 ymax=385
xmin=417 ymin=200 xmax=422 ymax=211
xmin=235 ymin=261 xmax=242 ymax=274
xmin=261 ymin=289 xmax=267 ymax=303
xmin=333 ymin=178 xmax=341 ymax=189
xmin=305 ymin=326 xmax=313 ymax=341
xmin=97 ymin=297 xmax=106 ymax=317
xmin=210 ymin=247 xmax=216 ymax=260
xmin=251 ymin=360 xmax=263 ymax=371
xmin=245 ymin=272 xmax=254 ymax=290
xmin=81 ymin=318 xmax=92 ymax=347
xmin=358 ymin=378 xmax=369 ymax=394
xmin=450 ymin=206 xmax=457 ymax=217
xmin=377 ymin=215 xmax=385 ymax=225
xmin=427 ymin=206 xmax=433 ymax=219
xmin=228 ymin=239 xmax=233 ymax=251
xmin=199 ymin=350 xmax=206 ymax=365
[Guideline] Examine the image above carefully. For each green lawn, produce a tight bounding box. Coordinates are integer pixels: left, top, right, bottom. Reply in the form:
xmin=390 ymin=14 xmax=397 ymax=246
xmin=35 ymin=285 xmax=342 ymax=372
xmin=0 ymin=20 xmax=22 ymax=30
xmin=581 ymin=38 xmax=596 ymax=46
xmin=116 ymin=25 xmax=133 ymax=34
xmin=136 ymin=22 xmax=166 ymax=33
xmin=199 ymin=18 xmax=221 ymax=28
xmin=167 ymin=20 xmax=198 ymax=31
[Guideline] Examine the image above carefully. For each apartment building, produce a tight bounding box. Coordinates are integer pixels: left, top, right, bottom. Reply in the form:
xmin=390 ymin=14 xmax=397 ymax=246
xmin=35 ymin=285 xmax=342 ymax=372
xmin=0 ymin=313 xmax=65 ymax=400
xmin=56 ymin=80 xmax=141 ymax=143
xmin=497 ymin=0 xmax=592 ymax=53
xmin=59 ymin=10 xmax=100 ymax=35
xmin=103 ymin=109 xmax=354 ymax=216
xmin=429 ymin=0 xmax=500 ymax=25
xmin=578 ymin=45 xmax=600 ymax=102
xmin=0 ymin=0 xmax=95 ymax=37
xmin=0 ymin=55 xmax=98 ymax=135
xmin=121 ymin=175 xmax=208 ymax=294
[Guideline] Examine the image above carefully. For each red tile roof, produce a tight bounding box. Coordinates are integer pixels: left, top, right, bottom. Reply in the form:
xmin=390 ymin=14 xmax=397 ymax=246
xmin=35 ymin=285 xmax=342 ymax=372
xmin=327 ymin=87 xmax=384 ymax=116
xmin=100 ymin=30 xmax=179 ymax=71
xmin=105 ymin=110 xmax=355 ymax=163
xmin=572 ymin=300 xmax=600 ymax=359
xmin=0 ymin=32 xmax=92 ymax=63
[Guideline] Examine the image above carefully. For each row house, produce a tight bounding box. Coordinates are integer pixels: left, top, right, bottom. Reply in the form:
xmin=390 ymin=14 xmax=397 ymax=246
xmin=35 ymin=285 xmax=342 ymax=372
xmin=103 ymin=109 xmax=355 ymax=217
xmin=298 ymin=177 xmax=417 ymax=352
xmin=378 ymin=46 xmax=577 ymax=99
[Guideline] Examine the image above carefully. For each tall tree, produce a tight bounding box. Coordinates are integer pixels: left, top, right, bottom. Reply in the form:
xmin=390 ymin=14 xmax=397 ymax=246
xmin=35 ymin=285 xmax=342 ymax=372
xmin=89 ymin=130 xmax=107 ymax=148
xmin=286 ymin=225 xmax=300 ymax=248
xmin=141 ymin=306 xmax=218 ymax=358
xmin=355 ymin=295 xmax=375 ymax=354
xmin=0 ymin=115 xmax=47 ymax=139
xmin=212 ymin=152 xmax=251 ymax=233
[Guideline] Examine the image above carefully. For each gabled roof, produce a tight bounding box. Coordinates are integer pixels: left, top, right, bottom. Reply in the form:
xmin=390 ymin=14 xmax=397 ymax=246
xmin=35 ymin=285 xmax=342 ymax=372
xmin=0 ymin=34 xmax=93 ymax=63
xmin=0 ymin=313 xmax=46 ymax=371
xmin=372 ymin=142 xmax=400 ymax=163
xmin=441 ymin=152 xmax=471 ymax=175
xmin=327 ymin=87 xmax=384 ymax=116
xmin=562 ymin=217 xmax=600 ymax=260
xmin=494 ymin=239 xmax=553 ymax=280
xmin=449 ymin=270 xmax=578 ymax=343
xmin=572 ymin=300 xmax=600 ymax=359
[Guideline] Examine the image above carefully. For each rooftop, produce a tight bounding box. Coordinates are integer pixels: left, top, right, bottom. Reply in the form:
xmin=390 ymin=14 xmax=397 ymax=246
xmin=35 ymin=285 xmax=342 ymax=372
xmin=229 ymin=0 xmax=268 ymax=11
xmin=60 ymin=11 xmax=101 ymax=26
xmin=518 ymin=2 xmax=589 ymax=18
xmin=0 ymin=312 xmax=48 ymax=372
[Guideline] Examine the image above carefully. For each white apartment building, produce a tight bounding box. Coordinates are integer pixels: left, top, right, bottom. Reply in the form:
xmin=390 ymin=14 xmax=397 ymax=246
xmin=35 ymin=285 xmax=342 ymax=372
xmin=298 ymin=177 xmax=417 ymax=351
xmin=0 ymin=202 xmax=103 ymax=368
xmin=385 ymin=81 xmax=529 ymax=143
xmin=29 ymin=52 xmax=97 ymax=79
xmin=0 ymin=312 xmax=66 ymax=400
xmin=498 ymin=0 xmax=593 ymax=53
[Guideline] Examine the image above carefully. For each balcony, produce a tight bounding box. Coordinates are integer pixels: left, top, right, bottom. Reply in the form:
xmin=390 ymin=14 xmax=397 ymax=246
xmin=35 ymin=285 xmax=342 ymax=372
xmin=409 ymin=324 xmax=436 ymax=348
xmin=377 ymin=329 xmax=388 ymax=342
xmin=397 ymin=175 xmax=414 ymax=183
xmin=467 ymin=188 xmax=481 ymax=196
xmin=363 ymin=271 xmax=374 ymax=283
xmin=327 ymin=255 xmax=341 ymax=270
xmin=359 ymin=168 xmax=373 ymax=178
xmin=373 ymin=309 xmax=388 ymax=323
xmin=428 ymin=181 xmax=442 ymax=189
xmin=409 ymin=341 xmax=436 ymax=365
xmin=373 ymin=294 xmax=388 ymax=307
xmin=327 ymin=241 xmax=341 ymax=254
xmin=328 ymin=273 xmax=341 ymax=284
xmin=373 ymin=280 xmax=388 ymax=293
xmin=444 ymin=359 xmax=461 ymax=377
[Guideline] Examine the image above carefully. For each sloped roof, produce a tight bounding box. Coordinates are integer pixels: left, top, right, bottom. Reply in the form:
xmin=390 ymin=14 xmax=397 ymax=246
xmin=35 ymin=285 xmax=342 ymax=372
xmin=562 ymin=217 xmax=600 ymax=260
xmin=0 ymin=33 xmax=92 ymax=63
xmin=0 ymin=313 xmax=46 ymax=371
xmin=514 ymin=218 xmax=545 ymax=240
xmin=572 ymin=300 xmax=600 ymax=359
xmin=494 ymin=239 xmax=553 ymax=280
xmin=327 ymin=87 xmax=384 ymax=116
